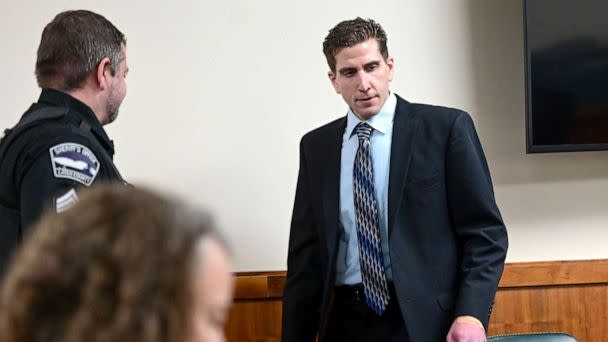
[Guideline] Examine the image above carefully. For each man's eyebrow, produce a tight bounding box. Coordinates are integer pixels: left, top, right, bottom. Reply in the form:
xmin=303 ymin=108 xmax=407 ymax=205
xmin=338 ymin=66 xmax=356 ymax=74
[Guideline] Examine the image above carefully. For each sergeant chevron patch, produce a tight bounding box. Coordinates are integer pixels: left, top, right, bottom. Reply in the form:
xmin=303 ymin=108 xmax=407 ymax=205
xmin=56 ymin=188 xmax=79 ymax=213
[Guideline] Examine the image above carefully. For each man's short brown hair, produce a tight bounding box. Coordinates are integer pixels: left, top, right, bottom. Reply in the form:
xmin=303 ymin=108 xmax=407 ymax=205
xmin=35 ymin=10 xmax=126 ymax=91
xmin=322 ymin=17 xmax=389 ymax=72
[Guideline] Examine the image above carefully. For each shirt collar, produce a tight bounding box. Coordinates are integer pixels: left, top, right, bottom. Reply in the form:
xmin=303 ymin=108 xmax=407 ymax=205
xmin=38 ymin=88 xmax=102 ymax=128
xmin=345 ymin=91 xmax=396 ymax=138
xmin=38 ymin=88 xmax=115 ymax=154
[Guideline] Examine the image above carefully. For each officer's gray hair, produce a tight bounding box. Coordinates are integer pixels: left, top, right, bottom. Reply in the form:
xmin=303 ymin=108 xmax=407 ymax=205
xmin=35 ymin=10 xmax=126 ymax=91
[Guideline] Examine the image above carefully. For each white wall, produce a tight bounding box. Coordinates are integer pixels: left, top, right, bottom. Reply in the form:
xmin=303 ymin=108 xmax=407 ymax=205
xmin=1 ymin=0 xmax=607 ymax=271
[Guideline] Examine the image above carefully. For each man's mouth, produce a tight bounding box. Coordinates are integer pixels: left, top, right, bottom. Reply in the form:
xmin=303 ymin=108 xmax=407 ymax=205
xmin=356 ymin=95 xmax=377 ymax=103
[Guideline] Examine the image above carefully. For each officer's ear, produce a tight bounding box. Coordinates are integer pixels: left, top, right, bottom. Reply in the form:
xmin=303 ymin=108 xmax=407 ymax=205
xmin=96 ymin=57 xmax=112 ymax=91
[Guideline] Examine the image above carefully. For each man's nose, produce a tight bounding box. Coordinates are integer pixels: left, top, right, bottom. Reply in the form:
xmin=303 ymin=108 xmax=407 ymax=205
xmin=357 ymin=72 xmax=371 ymax=93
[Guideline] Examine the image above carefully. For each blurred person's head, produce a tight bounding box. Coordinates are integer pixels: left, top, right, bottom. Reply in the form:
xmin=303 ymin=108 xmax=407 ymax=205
xmin=36 ymin=10 xmax=129 ymax=124
xmin=0 ymin=184 xmax=233 ymax=342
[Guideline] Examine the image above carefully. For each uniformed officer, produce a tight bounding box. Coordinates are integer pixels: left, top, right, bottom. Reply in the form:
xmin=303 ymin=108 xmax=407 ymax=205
xmin=0 ymin=10 xmax=129 ymax=274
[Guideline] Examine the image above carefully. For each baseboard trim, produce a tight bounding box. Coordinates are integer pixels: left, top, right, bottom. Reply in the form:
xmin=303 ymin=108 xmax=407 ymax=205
xmin=234 ymin=259 xmax=608 ymax=299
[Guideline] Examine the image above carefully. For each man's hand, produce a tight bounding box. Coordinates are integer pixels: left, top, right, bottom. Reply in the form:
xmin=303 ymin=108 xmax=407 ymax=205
xmin=446 ymin=316 xmax=486 ymax=342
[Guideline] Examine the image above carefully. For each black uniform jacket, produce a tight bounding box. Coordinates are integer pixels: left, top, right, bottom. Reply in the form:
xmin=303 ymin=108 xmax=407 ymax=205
xmin=0 ymin=89 xmax=124 ymax=274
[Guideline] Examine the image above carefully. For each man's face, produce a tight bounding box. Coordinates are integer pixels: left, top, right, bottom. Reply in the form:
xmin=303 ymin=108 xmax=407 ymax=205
xmin=105 ymin=44 xmax=128 ymax=123
xmin=328 ymin=39 xmax=394 ymax=120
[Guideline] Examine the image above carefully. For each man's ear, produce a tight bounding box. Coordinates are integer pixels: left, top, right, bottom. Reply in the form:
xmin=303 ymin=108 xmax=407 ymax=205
xmin=328 ymin=70 xmax=340 ymax=94
xmin=386 ymin=56 xmax=395 ymax=82
xmin=95 ymin=57 xmax=112 ymax=90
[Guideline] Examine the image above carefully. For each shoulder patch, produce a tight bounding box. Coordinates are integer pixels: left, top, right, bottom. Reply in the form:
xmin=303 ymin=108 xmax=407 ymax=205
xmin=49 ymin=143 xmax=100 ymax=186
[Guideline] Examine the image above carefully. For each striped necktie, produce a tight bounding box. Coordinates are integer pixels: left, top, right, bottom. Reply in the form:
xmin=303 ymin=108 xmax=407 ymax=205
xmin=353 ymin=122 xmax=390 ymax=315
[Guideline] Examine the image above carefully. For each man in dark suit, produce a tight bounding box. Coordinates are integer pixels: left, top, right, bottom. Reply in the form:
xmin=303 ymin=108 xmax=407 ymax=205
xmin=282 ymin=18 xmax=508 ymax=342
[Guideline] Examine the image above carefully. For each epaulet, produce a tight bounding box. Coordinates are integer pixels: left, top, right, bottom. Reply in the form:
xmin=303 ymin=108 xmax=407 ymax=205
xmin=0 ymin=105 xmax=68 ymax=161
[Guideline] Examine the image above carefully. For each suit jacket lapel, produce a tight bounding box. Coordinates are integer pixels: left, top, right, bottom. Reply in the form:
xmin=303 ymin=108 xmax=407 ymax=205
xmin=322 ymin=117 xmax=346 ymax=253
xmin=388 ymin=96 xmax=419 ymax=236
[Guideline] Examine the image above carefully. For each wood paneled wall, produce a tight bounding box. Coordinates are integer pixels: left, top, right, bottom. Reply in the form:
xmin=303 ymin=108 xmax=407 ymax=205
xmin=227 ymin=260 xmax=608 ymax=342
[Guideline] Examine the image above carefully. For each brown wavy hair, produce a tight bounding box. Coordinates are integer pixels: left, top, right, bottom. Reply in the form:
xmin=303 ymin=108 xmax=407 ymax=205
xmin=0 ymin=184 xmax=221 ymax=342
xmin=322 ymin=17 xmax=389 ymax=72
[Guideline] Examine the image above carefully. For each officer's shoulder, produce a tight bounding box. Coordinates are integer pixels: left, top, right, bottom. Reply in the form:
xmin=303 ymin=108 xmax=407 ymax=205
xmin=20 ymin=119 xmax=79 ymax=139
xmin=12 ymin=119 xmax=94 ymax=155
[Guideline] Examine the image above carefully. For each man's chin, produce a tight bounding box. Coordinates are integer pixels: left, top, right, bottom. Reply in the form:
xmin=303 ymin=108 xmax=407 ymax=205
xmin=354 ymin=107 xmax=380 ymax=120
xmin=107 ymin=110 xmax=119 ymax=124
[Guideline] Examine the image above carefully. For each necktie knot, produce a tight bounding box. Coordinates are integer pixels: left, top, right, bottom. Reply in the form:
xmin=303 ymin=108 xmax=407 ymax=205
xmin=355 ymin=122 xmax=373 ymax=142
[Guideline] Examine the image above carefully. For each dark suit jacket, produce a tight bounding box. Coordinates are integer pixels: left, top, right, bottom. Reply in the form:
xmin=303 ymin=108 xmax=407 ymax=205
xmin=282 ymin=95 xmax=508 ymax=342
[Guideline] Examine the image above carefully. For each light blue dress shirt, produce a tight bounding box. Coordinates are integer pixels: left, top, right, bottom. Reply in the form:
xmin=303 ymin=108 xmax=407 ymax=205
xmin=335 ymin=92 xmax=397 ymax=285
